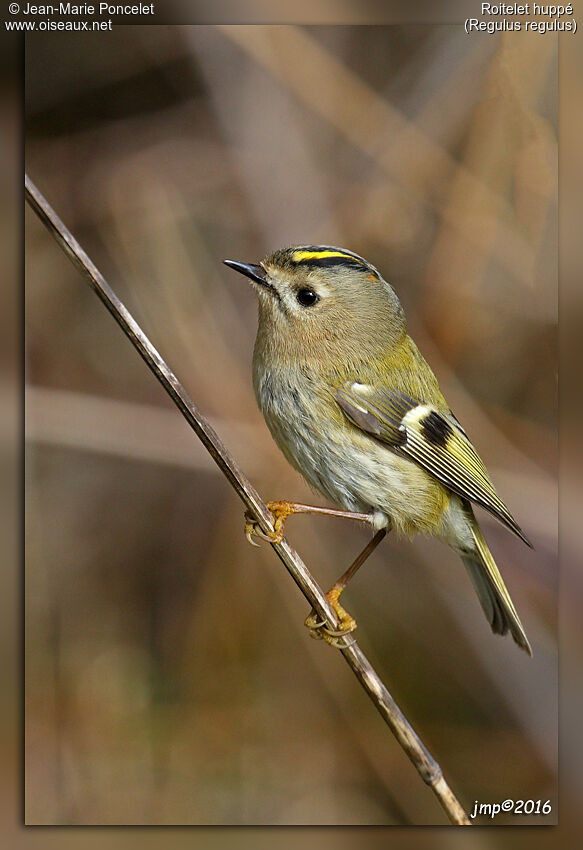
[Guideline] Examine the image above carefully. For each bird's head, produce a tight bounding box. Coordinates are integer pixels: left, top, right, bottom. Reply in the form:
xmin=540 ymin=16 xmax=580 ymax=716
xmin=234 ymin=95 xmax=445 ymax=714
xmin=224 ymin=245 xmax=406 ymax=369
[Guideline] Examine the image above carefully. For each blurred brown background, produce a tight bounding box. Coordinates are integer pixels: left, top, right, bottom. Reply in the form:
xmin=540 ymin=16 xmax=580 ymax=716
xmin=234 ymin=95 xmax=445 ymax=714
xmin=25 ymin=25 xmax=557 ymax=825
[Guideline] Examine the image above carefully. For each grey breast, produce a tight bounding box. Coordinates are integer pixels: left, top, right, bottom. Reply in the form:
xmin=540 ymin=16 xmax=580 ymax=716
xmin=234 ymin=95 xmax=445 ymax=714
xmin=255 ymin=367 xmax=366 ymax=511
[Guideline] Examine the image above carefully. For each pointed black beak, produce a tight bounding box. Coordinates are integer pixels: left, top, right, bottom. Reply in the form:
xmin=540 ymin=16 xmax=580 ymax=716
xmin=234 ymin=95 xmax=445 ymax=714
xmin=223 ymin=260 xmax=270 ymax=289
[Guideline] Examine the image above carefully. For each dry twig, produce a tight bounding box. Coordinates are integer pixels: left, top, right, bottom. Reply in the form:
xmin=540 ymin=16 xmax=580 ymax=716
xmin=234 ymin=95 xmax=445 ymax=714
xmin=25 ymin=174 xmax=471 ymax=826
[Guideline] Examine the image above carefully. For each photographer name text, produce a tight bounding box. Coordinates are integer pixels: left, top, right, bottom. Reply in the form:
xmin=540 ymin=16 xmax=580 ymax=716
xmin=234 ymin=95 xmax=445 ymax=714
xmin=19 ymin=3 xmax=154 ymax=14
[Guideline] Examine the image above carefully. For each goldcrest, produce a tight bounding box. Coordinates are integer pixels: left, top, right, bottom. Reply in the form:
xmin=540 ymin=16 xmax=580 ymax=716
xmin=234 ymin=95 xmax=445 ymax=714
xmin=224 ymin=246 xmax=532 ymax=655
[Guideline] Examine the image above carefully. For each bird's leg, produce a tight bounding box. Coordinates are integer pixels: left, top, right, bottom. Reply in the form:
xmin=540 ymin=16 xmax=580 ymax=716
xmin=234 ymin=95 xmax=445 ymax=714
xmin=305 ymin=527 xmax=388 ymax=646
xmin=244 ymin=501 xmax=374 ymax=546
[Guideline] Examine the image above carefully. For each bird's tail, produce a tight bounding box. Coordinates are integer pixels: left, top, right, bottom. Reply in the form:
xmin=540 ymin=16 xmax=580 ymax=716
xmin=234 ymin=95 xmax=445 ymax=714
xmin=461 ymin=512 xmax=532 ymax=656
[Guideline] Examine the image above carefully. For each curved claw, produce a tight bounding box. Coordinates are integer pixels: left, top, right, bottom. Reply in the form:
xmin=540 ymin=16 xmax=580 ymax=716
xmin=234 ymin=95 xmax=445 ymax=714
xmin=305 ymin=615 xmax=326 ymax=630
xmin=306 ymin=622 xmax=358 ymax=648
xmin=244 ymin=504 xmax=291 ymax=547
xmin=245 ymin=524 xmax=261 ymax=547
xmin=304 ymin=605 xmax=357 ymax=648
xmin=244 ymin=516 xmax=284 ymax=546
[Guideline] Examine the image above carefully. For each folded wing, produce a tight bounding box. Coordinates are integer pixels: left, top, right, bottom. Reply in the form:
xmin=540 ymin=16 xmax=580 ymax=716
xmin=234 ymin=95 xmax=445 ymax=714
xmin=336 ymin=383 xmax=531 ymax=547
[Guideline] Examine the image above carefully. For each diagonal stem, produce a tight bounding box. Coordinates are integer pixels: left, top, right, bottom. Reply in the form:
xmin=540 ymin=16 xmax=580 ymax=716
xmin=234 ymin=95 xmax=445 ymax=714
xmin=24 ymin=174 xmax=471 ymax=826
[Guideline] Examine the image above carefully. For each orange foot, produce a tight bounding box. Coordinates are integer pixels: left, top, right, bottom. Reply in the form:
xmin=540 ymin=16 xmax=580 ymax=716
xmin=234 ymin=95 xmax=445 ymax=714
xmin=244 ymin=501 xmax=295 ymax=546
xmin=304 ymin=585 xmax=357 ymax=648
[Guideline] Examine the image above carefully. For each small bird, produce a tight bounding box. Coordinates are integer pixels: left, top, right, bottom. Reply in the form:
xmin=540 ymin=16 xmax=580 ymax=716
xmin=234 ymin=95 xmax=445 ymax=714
xmin=224 ymin=246 xmax=532 ymax=655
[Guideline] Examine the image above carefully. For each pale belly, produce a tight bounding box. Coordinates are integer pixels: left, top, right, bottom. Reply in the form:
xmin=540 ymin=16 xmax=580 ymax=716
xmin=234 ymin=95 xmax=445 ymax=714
xmin=256 ymin=372 xmax=452 ymax=538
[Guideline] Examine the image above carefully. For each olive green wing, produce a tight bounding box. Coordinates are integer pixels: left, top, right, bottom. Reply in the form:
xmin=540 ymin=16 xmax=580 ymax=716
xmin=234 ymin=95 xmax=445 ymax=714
xmin=336 ymin=383 xmax=532 ymax=547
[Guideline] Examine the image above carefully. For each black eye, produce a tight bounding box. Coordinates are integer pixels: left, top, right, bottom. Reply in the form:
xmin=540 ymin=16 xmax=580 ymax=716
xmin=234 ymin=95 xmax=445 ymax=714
xmin=296 ymin=288 xmax=319 ymax=307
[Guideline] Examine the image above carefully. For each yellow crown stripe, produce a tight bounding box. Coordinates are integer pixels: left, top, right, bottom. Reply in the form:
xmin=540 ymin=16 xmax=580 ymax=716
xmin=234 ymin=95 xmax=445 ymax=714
xmin=291 ymin=250 xmax=366 ymax=266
